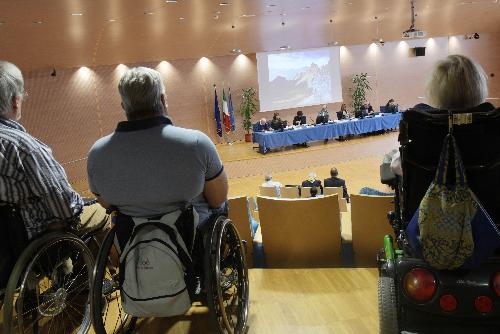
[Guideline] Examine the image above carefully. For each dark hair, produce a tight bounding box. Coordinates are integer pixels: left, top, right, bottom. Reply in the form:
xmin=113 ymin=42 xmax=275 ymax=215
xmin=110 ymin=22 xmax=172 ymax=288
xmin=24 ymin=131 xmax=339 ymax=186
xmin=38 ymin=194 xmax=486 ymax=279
xmin=330 ymin=167 xmax=338 ymax=177
xmin=297 ymin=110 xmax=303 ymax=116
xmin=273 ymin=112 xmax=280 ymax=120
xmin=310 ymin=187 xmax=318 ymax=197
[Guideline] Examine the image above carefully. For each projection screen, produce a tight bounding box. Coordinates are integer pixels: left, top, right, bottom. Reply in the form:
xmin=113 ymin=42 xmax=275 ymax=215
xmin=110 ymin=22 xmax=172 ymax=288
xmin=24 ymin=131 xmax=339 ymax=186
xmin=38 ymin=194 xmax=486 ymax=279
xmin=256 ymin=46 xmax=342 ymax=112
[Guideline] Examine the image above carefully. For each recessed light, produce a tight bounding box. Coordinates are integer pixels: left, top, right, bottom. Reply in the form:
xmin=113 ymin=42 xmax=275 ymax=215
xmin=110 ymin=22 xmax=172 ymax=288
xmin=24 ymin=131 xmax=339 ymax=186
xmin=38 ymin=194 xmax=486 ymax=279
xmin=219 ymin=2 xmax=229 ymax=5
xmin=33 ymin=20 xmax=43 ymax=24
xmin=179 ymin=17 xmax=185 ymax=20
xmin=279 ymin=45 xmax=290 ymax=50
xmin=267 ymin=4 xmax=276 ymax=7
xmin=71 ymin=13 xmax=83 ymax=16
xmin=328 ymin=41 xmax=339 ymax=46
xmin=240 ymin=14 xmax=256 ymax=18
xmin=165 ymin=0 xmax=177 ymax=2
xmin=213 ymin=15 xmax=220 ymax=19
xmin=231 ymin=48 xmax=242 ymax=54
xmin=346 ymin=2 xmax=353 ymax=5
xmin=108 ymin=19 xmax=116 ymax=22
xmin=144 ymin=11 xmax=154 ymax=15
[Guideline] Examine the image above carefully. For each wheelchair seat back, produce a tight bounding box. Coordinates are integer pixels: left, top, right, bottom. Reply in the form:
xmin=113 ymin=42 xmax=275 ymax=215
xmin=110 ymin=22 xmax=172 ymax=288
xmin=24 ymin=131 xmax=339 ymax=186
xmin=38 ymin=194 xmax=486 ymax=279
xmin=399 ymin=105 xmax=500 ymax=225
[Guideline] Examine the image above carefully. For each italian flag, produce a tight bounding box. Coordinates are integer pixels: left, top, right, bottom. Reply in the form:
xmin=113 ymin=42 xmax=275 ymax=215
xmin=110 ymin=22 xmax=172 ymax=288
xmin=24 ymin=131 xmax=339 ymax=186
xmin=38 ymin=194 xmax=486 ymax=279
xmin=222 ymin=89 xmax=232 ymax=133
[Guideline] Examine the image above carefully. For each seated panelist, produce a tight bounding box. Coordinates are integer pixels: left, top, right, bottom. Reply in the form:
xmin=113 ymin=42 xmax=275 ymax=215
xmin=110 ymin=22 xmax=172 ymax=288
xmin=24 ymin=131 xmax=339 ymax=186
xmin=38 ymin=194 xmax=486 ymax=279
xmin=87 ymin=67 xmax=228 ymax=227
xmin=255 ymin=118 xmax=270 ymax=132
xmin=270 ymin=112 xmax=284 ymax=130
xmin=385 ymin=99 xmax=399 ymax=113
xmin=316 ymin=104 xmax=329 ymax=124
xmin=293 ymin=110 xmax=306 ymax=125
xmin=336 ymin=103 xmax=349 ymax=120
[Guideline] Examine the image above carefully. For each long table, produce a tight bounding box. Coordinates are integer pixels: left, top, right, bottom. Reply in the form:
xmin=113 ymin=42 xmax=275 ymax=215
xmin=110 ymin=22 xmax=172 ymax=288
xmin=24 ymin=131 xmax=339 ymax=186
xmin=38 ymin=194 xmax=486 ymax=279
xmin=253 ymin=113 xmax=401 ymax=151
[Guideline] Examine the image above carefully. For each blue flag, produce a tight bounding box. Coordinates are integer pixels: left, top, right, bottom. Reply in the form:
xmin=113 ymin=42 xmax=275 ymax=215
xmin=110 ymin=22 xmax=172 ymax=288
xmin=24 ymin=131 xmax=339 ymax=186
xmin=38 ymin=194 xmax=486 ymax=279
xmin=214 ymin=88 xmax=222 ymax=137
xmin=228 ymin=88 xmax=236 ymax=132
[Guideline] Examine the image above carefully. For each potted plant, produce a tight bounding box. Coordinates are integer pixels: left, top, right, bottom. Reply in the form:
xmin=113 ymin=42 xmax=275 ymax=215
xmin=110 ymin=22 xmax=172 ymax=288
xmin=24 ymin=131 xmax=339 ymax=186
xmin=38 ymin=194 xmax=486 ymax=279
xmin=239 ymin=87 xmax=259 ymax=142
xmin=351 ymin=73 xmax=372 ymax=114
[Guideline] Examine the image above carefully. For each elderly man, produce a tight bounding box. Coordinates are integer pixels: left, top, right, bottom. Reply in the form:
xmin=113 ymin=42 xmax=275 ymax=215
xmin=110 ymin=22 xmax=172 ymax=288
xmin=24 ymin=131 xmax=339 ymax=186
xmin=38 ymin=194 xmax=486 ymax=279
xmin=0 ymin=61 xmax=87 ymax=288
xmin=87 ymin=67 xmax=228 ymax=226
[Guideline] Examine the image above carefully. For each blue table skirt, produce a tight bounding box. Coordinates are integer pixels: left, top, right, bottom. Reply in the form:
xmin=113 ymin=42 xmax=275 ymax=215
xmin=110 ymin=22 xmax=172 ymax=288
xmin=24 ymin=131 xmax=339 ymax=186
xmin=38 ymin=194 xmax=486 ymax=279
xmin=252 ymin=113 xmax=401 ymax=149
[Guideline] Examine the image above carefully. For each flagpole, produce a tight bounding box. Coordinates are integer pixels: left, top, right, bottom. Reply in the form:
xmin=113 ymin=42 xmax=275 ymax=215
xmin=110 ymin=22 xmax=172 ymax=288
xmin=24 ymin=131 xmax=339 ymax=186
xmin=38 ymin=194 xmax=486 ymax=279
xmin=214 ymin=84 xmax=224 ymax=145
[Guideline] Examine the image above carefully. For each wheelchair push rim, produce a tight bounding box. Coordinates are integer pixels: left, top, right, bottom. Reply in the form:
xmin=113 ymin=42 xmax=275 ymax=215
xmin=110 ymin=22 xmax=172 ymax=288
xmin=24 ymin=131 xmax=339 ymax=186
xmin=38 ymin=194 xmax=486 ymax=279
xmin=206 ymin=217 xmax=250 ymax=334
xmin=90 ymin=225 xmax=136 ymax=334
xmin=3 ymin=232 xmax=94 ymax=334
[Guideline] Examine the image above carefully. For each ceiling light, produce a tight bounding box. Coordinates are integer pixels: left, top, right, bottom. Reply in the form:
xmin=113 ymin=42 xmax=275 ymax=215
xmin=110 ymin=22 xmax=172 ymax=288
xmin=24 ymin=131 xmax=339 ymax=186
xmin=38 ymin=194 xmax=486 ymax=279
xmin=179 ymin=17 xmax=185 ymax=20
xmin=267 ymin=4 xmax=276 ymax=7
xmin=165 ymin=0 xmax=178 ymax=2
xmin=108 ymin=19 xmax=116 ymax=22
xmin=279 ymin=45 xmax=290 ymax=50
xmin=144 ymin=11 xmax=154 ymax=15
xmin=240 ymin=14 xmax=256 ymax=18
xmin=230 ymin=48 xmax=242 ymax=54
xmin=71 ymin=13 xmax=83 ymax=16
xmin=219 ymin=2 xmax=229 ymax=5
xmin=33 ymin=20 xmax=43 ymax=24
xmin=213 ymin=15 xmax=220 ymax=19
xmin=346 ymin=2 xmax=353 ymax=5
xmin=328 ymin=41 xmax=339 ymax=46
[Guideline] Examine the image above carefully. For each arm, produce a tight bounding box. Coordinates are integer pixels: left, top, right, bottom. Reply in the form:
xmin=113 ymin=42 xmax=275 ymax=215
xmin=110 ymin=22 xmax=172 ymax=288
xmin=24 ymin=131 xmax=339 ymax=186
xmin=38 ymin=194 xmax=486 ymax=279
xmin=204 ymin=170 xmax=228 ymax=208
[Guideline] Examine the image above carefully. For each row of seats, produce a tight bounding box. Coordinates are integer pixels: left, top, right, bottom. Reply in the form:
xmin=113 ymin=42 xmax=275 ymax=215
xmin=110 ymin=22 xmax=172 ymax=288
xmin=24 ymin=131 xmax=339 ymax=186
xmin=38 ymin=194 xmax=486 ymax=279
xmin=227 ymin=193 xmax=394 ymax=268
xmin=259 ymin=186 xmax=348 ymax=212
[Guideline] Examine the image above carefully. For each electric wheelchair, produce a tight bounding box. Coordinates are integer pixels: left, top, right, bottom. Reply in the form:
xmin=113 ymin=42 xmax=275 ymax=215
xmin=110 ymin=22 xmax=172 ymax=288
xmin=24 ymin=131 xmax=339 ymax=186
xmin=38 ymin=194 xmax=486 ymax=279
xmin=90 ymin=211 xmax=249 ymax=334
xmin=0 ymin=199 xmax=109 ymax=334
xmin=377 ymin=106 xmax=500 ymax=334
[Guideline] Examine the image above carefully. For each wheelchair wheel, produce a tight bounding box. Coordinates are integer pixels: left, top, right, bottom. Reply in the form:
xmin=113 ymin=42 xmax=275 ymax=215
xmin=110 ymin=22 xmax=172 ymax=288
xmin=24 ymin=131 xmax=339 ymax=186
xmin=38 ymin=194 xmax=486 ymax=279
xmin=3 ymin=231 xmax=94 ymax=334
xmin=205 ymin=217 xmax=249 ymax=334
xmin=378 ymin=276 xmax=399 ymax=334
xmin=90 ymin=225 xmax=136 ymax=334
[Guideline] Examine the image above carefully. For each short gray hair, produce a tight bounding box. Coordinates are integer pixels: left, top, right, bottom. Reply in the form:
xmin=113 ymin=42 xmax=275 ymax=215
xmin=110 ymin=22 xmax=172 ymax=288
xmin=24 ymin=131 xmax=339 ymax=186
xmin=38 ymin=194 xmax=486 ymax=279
xmin=426 ymin=55 xmax=488 ymax=109
xmin=118 ymin=67 xmax=166 ymax=120
xmin=265 ymin=175 xmax=272 ymax=182
xmin=0 ymin=61 xmax=24 ymax=118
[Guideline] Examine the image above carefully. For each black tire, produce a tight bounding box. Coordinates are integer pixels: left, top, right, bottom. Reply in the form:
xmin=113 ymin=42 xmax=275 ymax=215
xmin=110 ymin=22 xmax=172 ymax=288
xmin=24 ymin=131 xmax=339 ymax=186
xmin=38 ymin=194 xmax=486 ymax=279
xmin=3 ymin=231 xmax=94 ymax=334
xmin=205 ymin=217 xmax=249 ymax=334
xmin=90 ymin=225 xmax=136 ymax=334
xmin=378 ymin=276 xmax=399 ymax=334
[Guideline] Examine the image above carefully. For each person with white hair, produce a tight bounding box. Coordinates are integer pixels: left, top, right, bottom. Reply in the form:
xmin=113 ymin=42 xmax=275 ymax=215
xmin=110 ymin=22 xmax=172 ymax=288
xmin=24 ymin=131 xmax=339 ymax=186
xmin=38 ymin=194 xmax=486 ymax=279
xmin=301 ymin=172 xmax=323 ymax=194
xmin=87 ymin=67 xmax=228 ymax=226
xmin=0 ymin=61 xmax=90 ymax=288
xmin=261 ymin=174 xmax=282 ymax=196
xmin=0 ymin=61 xmax=84 ymax=239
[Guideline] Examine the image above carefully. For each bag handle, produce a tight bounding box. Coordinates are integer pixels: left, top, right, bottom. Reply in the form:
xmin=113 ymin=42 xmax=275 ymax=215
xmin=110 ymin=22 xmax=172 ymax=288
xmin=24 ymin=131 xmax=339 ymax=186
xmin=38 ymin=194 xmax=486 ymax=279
xmin=434 ymin=134 xmax=467 ymax=186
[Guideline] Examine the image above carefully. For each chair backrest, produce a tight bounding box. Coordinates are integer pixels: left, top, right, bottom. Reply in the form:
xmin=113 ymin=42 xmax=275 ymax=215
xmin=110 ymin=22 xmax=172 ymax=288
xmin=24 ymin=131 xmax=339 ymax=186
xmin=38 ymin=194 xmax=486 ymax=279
xmin=350 ymin=194 xmax=395 ymax=267
xmin=257 ymin=195 xmax=341 ymax=267
xmin=280 ymin=186 xmax=299 ymax=198
xmin=300 ymin=187 xmax=312 ymax=198
xmin=324 ymin=187 xmax=348 ymax=212
xmin=259 ymin=186 xmax=278 ymax=197
xmin=400 ymin=106 xmax=500 ymax=224
xmin=227 ymin=196 xmax=254 ymax=268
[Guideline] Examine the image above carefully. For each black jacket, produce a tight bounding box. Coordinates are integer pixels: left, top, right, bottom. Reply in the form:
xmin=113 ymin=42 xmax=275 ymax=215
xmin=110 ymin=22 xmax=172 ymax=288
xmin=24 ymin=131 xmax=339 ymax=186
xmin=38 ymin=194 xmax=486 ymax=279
xmin=302 ymin=180 xmax=323 ymax=193
xmin=324 ymin=177 xmax=350 ymax=202
xmin=293 ymin=115 xmax=306 ymax=125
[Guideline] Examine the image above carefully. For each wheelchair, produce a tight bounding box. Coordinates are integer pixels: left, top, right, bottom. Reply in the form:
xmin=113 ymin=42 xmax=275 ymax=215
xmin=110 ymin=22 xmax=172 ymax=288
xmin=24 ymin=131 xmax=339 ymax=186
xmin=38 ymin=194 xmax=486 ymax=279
xmin=0 ymin=199 xmax=108 ymax=334
xmin=377 ymin=106 xmax=500 ymax=334
xmin=90 ymin=212 xmax=249 ymax=334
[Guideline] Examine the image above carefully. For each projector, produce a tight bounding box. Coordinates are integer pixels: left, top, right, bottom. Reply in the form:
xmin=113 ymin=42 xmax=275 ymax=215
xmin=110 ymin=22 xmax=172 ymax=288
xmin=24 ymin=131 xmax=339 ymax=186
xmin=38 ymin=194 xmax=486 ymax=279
xmin=402 ymin=29 xmax=427 ymax=39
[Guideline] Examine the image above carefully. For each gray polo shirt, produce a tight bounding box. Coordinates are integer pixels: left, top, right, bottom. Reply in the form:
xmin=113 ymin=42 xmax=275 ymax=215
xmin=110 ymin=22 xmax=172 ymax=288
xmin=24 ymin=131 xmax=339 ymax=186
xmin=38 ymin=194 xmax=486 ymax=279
xmin=87 ymin=116 xmax=223 ymax=223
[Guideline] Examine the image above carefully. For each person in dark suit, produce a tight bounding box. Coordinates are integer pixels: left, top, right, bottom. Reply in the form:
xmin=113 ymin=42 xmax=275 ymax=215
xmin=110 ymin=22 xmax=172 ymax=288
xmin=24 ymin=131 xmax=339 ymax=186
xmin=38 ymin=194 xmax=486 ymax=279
xmin=302 ymin=172 xmax=323 ymax=194
xmin=293 ymin=110 xmax=306 ymax=125
xmin=270 ymin=112 xmax=283 ymax=130
xmin=254 ymin=118 xmax=270 ymax=132
xmin=324 ymin=167 xmax=350 ymax=203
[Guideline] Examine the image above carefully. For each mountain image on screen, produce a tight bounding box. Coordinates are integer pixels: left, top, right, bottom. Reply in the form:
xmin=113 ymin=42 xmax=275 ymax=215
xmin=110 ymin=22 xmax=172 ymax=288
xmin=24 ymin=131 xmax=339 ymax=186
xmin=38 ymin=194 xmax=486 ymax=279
xmin=268 ymin=50 xmax=332 ymax=108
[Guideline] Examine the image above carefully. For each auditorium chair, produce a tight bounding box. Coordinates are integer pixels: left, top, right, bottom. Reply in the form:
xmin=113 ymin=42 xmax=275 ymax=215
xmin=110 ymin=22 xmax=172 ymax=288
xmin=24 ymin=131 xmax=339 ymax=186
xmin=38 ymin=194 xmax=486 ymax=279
xmin=300 ymin=187 xmax=312 ymax=198
xmin=257 ymin=195 xmax=342 ymax=268
xmin=279 ymin=186 xmax=299 ymax=198
xmin=227 ymin=196 xmax=254 ymax=267
xmin=259 ymin=186 xmax=278 ymax=197
xmin=324 ymin=187 xmax=349 ymax=212
xmin=351 ymin=194 xmax=395 ymax=267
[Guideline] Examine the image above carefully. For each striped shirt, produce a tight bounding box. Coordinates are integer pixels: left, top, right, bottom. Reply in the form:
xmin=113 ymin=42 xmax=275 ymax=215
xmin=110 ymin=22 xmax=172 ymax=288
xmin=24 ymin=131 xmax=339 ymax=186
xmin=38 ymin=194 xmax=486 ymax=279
xmin=0 ymin=118 xmax=83 ymax=239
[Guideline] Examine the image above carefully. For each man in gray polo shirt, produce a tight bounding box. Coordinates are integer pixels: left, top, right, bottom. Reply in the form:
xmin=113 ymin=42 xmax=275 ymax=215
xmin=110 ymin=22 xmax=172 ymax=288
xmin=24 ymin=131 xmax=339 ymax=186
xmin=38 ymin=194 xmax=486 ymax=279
xmin=87 ymin=67 xmax=228 ymax=224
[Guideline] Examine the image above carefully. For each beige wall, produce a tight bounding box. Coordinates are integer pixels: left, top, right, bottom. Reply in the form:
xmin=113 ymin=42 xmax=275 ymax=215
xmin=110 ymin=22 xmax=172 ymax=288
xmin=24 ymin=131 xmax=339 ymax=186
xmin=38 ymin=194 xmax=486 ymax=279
xmin=18 ymin=32 xmax=500 ymax=186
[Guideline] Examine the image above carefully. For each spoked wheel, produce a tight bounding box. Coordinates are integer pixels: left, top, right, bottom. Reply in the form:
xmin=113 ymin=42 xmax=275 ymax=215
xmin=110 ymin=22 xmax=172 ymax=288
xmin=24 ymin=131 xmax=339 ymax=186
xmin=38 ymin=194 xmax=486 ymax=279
xmin=3 ymin=231 xmax=94 ymax=334
xmin=90 ymin=225 xmax=136 ymax=334
xmin=205 ymin=217 xmax=249 ymax=334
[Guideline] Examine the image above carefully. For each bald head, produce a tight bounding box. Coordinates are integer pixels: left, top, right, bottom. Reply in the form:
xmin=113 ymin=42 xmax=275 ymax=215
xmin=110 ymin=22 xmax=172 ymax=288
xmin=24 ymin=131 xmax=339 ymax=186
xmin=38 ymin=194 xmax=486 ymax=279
xmin=0 ymin=61 xmax=25 ymax=120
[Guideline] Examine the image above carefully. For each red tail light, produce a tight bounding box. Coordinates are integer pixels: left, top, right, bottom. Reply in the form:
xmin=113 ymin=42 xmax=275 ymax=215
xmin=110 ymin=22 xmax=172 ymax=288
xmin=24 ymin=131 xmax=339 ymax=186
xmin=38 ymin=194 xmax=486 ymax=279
xmin=474 ymin=296 xmax=493 ymax=313
xmin=439 ymin=294 xmax=458 ymax=312
xmin=493 ymin=272 xmax=500 ymax=297
xmin=404 ymin=268 xmax=437 ymax=302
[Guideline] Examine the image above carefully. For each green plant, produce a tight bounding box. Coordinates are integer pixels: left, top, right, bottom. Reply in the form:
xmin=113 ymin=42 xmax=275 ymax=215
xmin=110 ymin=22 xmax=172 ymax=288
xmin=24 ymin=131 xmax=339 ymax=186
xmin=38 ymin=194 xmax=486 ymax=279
xmin=239 ymin=87 xmax=259 ymax=134
xmin=351 ymin=73 xmax=372 ymax=113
